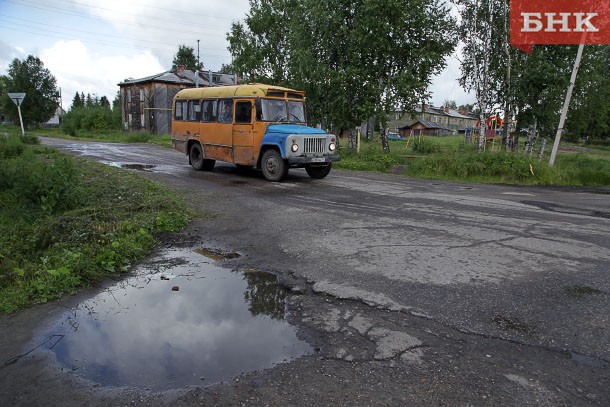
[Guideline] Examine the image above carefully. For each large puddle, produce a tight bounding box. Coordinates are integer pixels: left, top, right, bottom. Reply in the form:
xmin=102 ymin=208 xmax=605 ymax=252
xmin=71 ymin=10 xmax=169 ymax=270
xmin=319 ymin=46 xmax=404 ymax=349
xmin=35 ymin=248 xmax=311 ymax=391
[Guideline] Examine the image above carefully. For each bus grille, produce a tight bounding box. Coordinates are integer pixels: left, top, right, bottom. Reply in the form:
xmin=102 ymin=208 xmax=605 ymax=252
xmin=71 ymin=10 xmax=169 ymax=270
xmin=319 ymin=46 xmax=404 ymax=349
xmin=304 ymin=137 xmax=325 ymax=154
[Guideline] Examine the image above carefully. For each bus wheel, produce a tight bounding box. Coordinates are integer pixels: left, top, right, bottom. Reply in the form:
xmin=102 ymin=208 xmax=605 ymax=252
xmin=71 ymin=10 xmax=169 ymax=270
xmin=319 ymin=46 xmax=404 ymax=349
xmin=190 ymin=143 xmax=215 ymax=171
xmin=189 ymin=143 xmax=204 ymax=170
xmin=261 ymin=149 xmax=287 ymax=182
xmin=305 ymin=163 xmax=332 ymax=179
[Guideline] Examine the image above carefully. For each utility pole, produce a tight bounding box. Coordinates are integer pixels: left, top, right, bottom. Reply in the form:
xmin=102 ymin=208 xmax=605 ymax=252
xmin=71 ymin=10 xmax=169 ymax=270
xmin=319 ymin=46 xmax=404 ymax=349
xmin=197 ymin=39 xmax=200 ymax=69
xmin=196 ymin=39 xmax=201 ymax=88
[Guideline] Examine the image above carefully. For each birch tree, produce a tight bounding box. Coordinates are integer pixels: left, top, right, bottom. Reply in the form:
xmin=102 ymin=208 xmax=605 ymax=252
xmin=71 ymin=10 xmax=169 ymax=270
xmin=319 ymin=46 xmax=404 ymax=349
xmin=454 ymin=0 xmax=504 ymax=150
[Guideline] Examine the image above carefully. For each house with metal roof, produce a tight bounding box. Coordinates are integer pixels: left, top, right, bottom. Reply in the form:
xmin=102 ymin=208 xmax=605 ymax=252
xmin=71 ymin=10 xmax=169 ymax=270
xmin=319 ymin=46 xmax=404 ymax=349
xmin=388 ymin=104 xmax=478 ymax=136
xmin=398 ymin=119 xmax=452 ymax=137
xmin=118 ymin=66 xmax=237 ymax=134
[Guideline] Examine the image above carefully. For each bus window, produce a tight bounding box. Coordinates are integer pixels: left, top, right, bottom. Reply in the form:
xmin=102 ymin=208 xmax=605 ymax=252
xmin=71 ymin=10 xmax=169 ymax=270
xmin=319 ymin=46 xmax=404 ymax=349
xmin=235 ymin=101 xmax=252 ymax=124
xmin=218 ymin=99 xmax=233 ymax=123
xmin=202 ymin=100 xmax=216 ymax=122
xmin=288 ymin=100 xmax=305 ymax=122
xmin=260 ymin=98 xmax=287 ymax=122
xmin=187 ymin=100 xmax=201 ymax=121
xmin=175 ymin=100 xmax=186 ymax=120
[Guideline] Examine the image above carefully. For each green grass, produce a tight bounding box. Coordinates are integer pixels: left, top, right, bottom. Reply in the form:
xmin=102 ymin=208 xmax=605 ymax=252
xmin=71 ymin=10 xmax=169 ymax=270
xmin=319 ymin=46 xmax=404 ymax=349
xmin=25 ymin=125 xmax=172 ymax=147
xmin=336 ymin=134 xmax=610 ymax=186
xmin=0 ymin=132 xmax=191 ymax=313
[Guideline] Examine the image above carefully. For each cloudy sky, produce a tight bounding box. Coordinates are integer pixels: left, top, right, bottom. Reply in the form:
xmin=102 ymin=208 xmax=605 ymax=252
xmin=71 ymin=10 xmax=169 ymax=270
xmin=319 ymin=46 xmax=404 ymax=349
xmin=0 ymin=0 xmax=474 ymax=110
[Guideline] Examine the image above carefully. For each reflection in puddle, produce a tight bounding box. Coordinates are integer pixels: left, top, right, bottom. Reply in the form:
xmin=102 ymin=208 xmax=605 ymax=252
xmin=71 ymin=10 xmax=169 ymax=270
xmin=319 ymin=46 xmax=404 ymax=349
xmin=36 ymin=248 xmax=311 ymax=391
xmin=194 ymin=247 xmax=241 ymax=261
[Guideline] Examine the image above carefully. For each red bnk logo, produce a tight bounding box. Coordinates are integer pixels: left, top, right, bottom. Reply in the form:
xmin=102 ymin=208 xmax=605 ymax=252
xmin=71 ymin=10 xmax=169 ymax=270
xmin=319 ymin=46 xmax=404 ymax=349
xmin=511 ymin=0 xmax=610 ymax=53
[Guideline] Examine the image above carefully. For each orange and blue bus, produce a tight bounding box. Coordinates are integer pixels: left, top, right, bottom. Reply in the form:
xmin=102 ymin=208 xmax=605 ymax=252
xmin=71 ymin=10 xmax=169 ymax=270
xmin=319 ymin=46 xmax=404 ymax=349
xmin=171 ymin=83 xmax=340 ymax=181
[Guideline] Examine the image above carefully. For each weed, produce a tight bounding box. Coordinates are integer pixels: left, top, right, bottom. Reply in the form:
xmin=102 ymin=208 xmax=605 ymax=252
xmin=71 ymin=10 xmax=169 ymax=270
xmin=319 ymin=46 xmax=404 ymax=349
xmin=0 ymin=137 xmax=191 ymax=313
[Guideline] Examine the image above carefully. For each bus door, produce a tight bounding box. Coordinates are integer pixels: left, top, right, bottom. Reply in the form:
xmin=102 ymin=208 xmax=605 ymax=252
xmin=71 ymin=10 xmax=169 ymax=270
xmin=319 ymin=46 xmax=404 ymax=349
xmin=232 ymin=99 xmax=255 ymax=165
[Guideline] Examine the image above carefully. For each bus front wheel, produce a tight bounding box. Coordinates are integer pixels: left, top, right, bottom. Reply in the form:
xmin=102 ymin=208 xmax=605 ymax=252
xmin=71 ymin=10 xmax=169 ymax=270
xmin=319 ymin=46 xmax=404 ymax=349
xmin=261 ymin=149 xmax=288 ymax=182
xmin=305 ymin=163 xmax=332 ymax=179
xmin=190 ymin=143 xmax=215 ymax=171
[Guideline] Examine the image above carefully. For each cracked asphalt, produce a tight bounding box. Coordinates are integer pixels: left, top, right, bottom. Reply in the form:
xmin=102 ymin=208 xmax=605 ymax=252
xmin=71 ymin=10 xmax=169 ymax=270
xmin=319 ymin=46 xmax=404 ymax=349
xmin=1 ymin=138 xmax=609 ymax=406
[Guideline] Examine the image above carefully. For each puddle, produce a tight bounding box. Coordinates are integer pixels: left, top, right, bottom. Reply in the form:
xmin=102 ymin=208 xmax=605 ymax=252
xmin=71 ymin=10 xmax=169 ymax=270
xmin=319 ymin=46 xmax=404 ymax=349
xmin=195 ymin=247 xmax=241 ymax=261
xmin=34 ymin=248 xmax=311 ymax=391
xmin=119 ymin=163 xmax=156 ymax=171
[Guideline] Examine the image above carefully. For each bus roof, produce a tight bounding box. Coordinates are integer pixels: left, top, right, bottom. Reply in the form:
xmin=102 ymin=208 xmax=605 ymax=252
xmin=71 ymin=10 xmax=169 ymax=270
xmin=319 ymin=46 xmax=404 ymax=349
xmin=174 ymin=84 xmax=304 ymax=100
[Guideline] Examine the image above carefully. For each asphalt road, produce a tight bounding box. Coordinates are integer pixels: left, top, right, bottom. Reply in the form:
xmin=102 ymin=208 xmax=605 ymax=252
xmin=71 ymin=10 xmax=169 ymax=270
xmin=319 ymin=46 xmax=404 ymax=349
xmin=1 ymin=137 xmax=609 ymax=406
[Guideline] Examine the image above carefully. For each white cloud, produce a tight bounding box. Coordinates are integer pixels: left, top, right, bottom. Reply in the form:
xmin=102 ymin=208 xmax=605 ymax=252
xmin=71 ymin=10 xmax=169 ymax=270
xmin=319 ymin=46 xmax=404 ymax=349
xmin=40 ymin=40 xmax=164 ymax=109
xmin=428 ymin=56 xmax=475 ymax=107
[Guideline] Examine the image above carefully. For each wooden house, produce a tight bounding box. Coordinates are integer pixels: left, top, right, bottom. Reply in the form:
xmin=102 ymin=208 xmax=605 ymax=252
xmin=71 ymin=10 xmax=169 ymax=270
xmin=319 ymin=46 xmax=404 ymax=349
xmin=118 ymin=66 xmax=237 ymax=134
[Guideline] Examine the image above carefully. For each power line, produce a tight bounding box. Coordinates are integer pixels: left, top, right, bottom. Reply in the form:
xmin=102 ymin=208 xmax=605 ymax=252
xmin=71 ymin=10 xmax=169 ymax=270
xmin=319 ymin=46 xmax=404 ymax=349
xmin=0 ymin=25 xmax=229 ymax=59
xmin=56 ymin=0 xmax=239 ymax=23
xmin=0 ymin=15 xmax=227 ymax=52
xmin=6 ymin=0 xmax=232 ymax=32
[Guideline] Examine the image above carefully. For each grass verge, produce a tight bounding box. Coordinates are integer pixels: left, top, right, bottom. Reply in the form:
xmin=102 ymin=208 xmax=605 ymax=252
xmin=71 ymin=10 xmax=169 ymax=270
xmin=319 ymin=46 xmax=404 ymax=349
xmin=335 ymin=135 xmax=610 ymax=186
xmin=0 ymin=132 xmax=191 ymax=313
xmin=29 ymin=126 xmax=172 ymax=147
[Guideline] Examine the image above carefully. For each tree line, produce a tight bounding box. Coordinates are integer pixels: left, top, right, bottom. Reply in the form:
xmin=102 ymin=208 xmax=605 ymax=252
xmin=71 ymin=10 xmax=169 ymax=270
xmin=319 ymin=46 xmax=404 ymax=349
xmin=62 ymin=91 xmax=122 ymax=136
xmin=226 ymin=0 xmax=609 ymax=150
xmin=450 ymin=0 xmax=609 ymax=147
xmin=0 ymin=55 xmax=122 ymax=134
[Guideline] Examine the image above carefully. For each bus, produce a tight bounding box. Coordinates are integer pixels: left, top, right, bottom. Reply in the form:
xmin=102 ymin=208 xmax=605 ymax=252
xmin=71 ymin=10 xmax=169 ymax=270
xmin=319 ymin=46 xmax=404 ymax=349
xmin=171 ymin=83 xmax=340 ymax=182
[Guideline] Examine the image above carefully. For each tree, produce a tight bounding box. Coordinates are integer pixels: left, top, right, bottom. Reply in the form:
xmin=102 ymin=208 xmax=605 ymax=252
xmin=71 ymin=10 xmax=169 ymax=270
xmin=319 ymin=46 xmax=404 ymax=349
xmin=2 ymin=55 xmax=59 ymax=126
xmin=99 ymin=96 xmax=110 ymax=109
xmin=71 ymin=92 xmax=84 ymax=110
xmin=454 ymin=0 xmax=506 ymax=150
xmin=228 ymin=0 xmax=456 ymax=152
xmin=443 ymin=100 xmax=458 ymax=109
xmin=172 ymin=45 xmax=202 ymax=71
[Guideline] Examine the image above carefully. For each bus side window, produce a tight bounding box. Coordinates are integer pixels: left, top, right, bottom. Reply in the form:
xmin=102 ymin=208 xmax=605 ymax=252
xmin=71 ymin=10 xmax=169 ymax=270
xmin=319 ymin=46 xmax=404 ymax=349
xmin=202 ymin=100 xmax=216 ymax=122
xmin=175 ymin=101 xmax=186 ymax=121
xmin=218 ymin=99 xmax=233 ymax=123
xmin=235 ymin=101 xmax=252 ymax=124
xmin=188 ymin=100 xmax=201 ymax=121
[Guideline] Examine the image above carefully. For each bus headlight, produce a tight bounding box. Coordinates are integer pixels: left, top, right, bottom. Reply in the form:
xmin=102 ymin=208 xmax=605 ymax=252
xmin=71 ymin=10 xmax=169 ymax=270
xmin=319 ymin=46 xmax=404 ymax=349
xmin=329 ymin=143 xmax=336 ymax=152
xmin=291 ymin=143 xmax=299 ymax=153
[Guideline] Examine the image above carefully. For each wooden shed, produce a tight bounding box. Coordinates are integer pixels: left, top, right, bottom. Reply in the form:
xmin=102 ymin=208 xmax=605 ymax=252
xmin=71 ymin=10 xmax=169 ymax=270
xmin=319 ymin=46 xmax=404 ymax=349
xmin=398 ymin=120 xmax=452 ymax=137
xmin=118 ymin=66 xmax=237 ymax=134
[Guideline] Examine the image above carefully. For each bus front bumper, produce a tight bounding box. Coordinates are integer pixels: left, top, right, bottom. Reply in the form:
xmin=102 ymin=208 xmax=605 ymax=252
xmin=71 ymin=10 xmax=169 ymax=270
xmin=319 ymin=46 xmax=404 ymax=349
xmin=287 ymin=156 xmax=342 ymax=166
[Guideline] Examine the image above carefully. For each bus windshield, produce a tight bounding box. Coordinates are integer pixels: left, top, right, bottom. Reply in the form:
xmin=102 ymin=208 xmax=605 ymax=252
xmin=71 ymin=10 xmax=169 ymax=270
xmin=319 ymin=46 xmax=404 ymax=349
xmin=260 ymin=99 xmax=306 ymax=123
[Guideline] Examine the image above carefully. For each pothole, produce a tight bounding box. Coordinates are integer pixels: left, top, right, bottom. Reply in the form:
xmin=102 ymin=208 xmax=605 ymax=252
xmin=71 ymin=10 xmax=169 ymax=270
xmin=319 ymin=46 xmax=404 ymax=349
xmin=33 ymin=248 xmax=311 ymax=391
xmin=492 ymin=315 xmax=533 ymax=334
xmin=565 ymin=285 xmax=605 ymax=298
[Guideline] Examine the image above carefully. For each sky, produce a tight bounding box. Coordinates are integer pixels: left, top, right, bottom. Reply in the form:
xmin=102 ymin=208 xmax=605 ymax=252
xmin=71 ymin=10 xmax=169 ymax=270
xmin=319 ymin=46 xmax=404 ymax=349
xmin=0 ymin=0 xmax=474 ymax=111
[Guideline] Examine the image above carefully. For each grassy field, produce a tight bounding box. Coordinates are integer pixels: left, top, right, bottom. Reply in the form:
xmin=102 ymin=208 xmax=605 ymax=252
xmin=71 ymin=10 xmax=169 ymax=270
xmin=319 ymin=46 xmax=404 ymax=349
xmin=0 ymin=130 xmax=191 ymax=313
xmin=336 ymin=134 xmax=610 ymax=186
xmin=30 ymin=126 xmax=172 ymax=147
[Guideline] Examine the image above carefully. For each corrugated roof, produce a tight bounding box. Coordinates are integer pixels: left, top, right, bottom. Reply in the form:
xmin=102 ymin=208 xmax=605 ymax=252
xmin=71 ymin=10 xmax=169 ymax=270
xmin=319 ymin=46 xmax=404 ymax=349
xmin=399 ymin=120 xmax=450 ymax=130
xmin=118 ymin=69 xmax=237 ymax=87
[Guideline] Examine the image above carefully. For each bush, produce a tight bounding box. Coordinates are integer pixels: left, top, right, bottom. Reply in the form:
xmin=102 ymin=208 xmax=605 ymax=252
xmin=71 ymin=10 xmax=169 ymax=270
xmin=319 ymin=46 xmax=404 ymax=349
xmin=413 ymin=138 xmax=441 ymax=154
